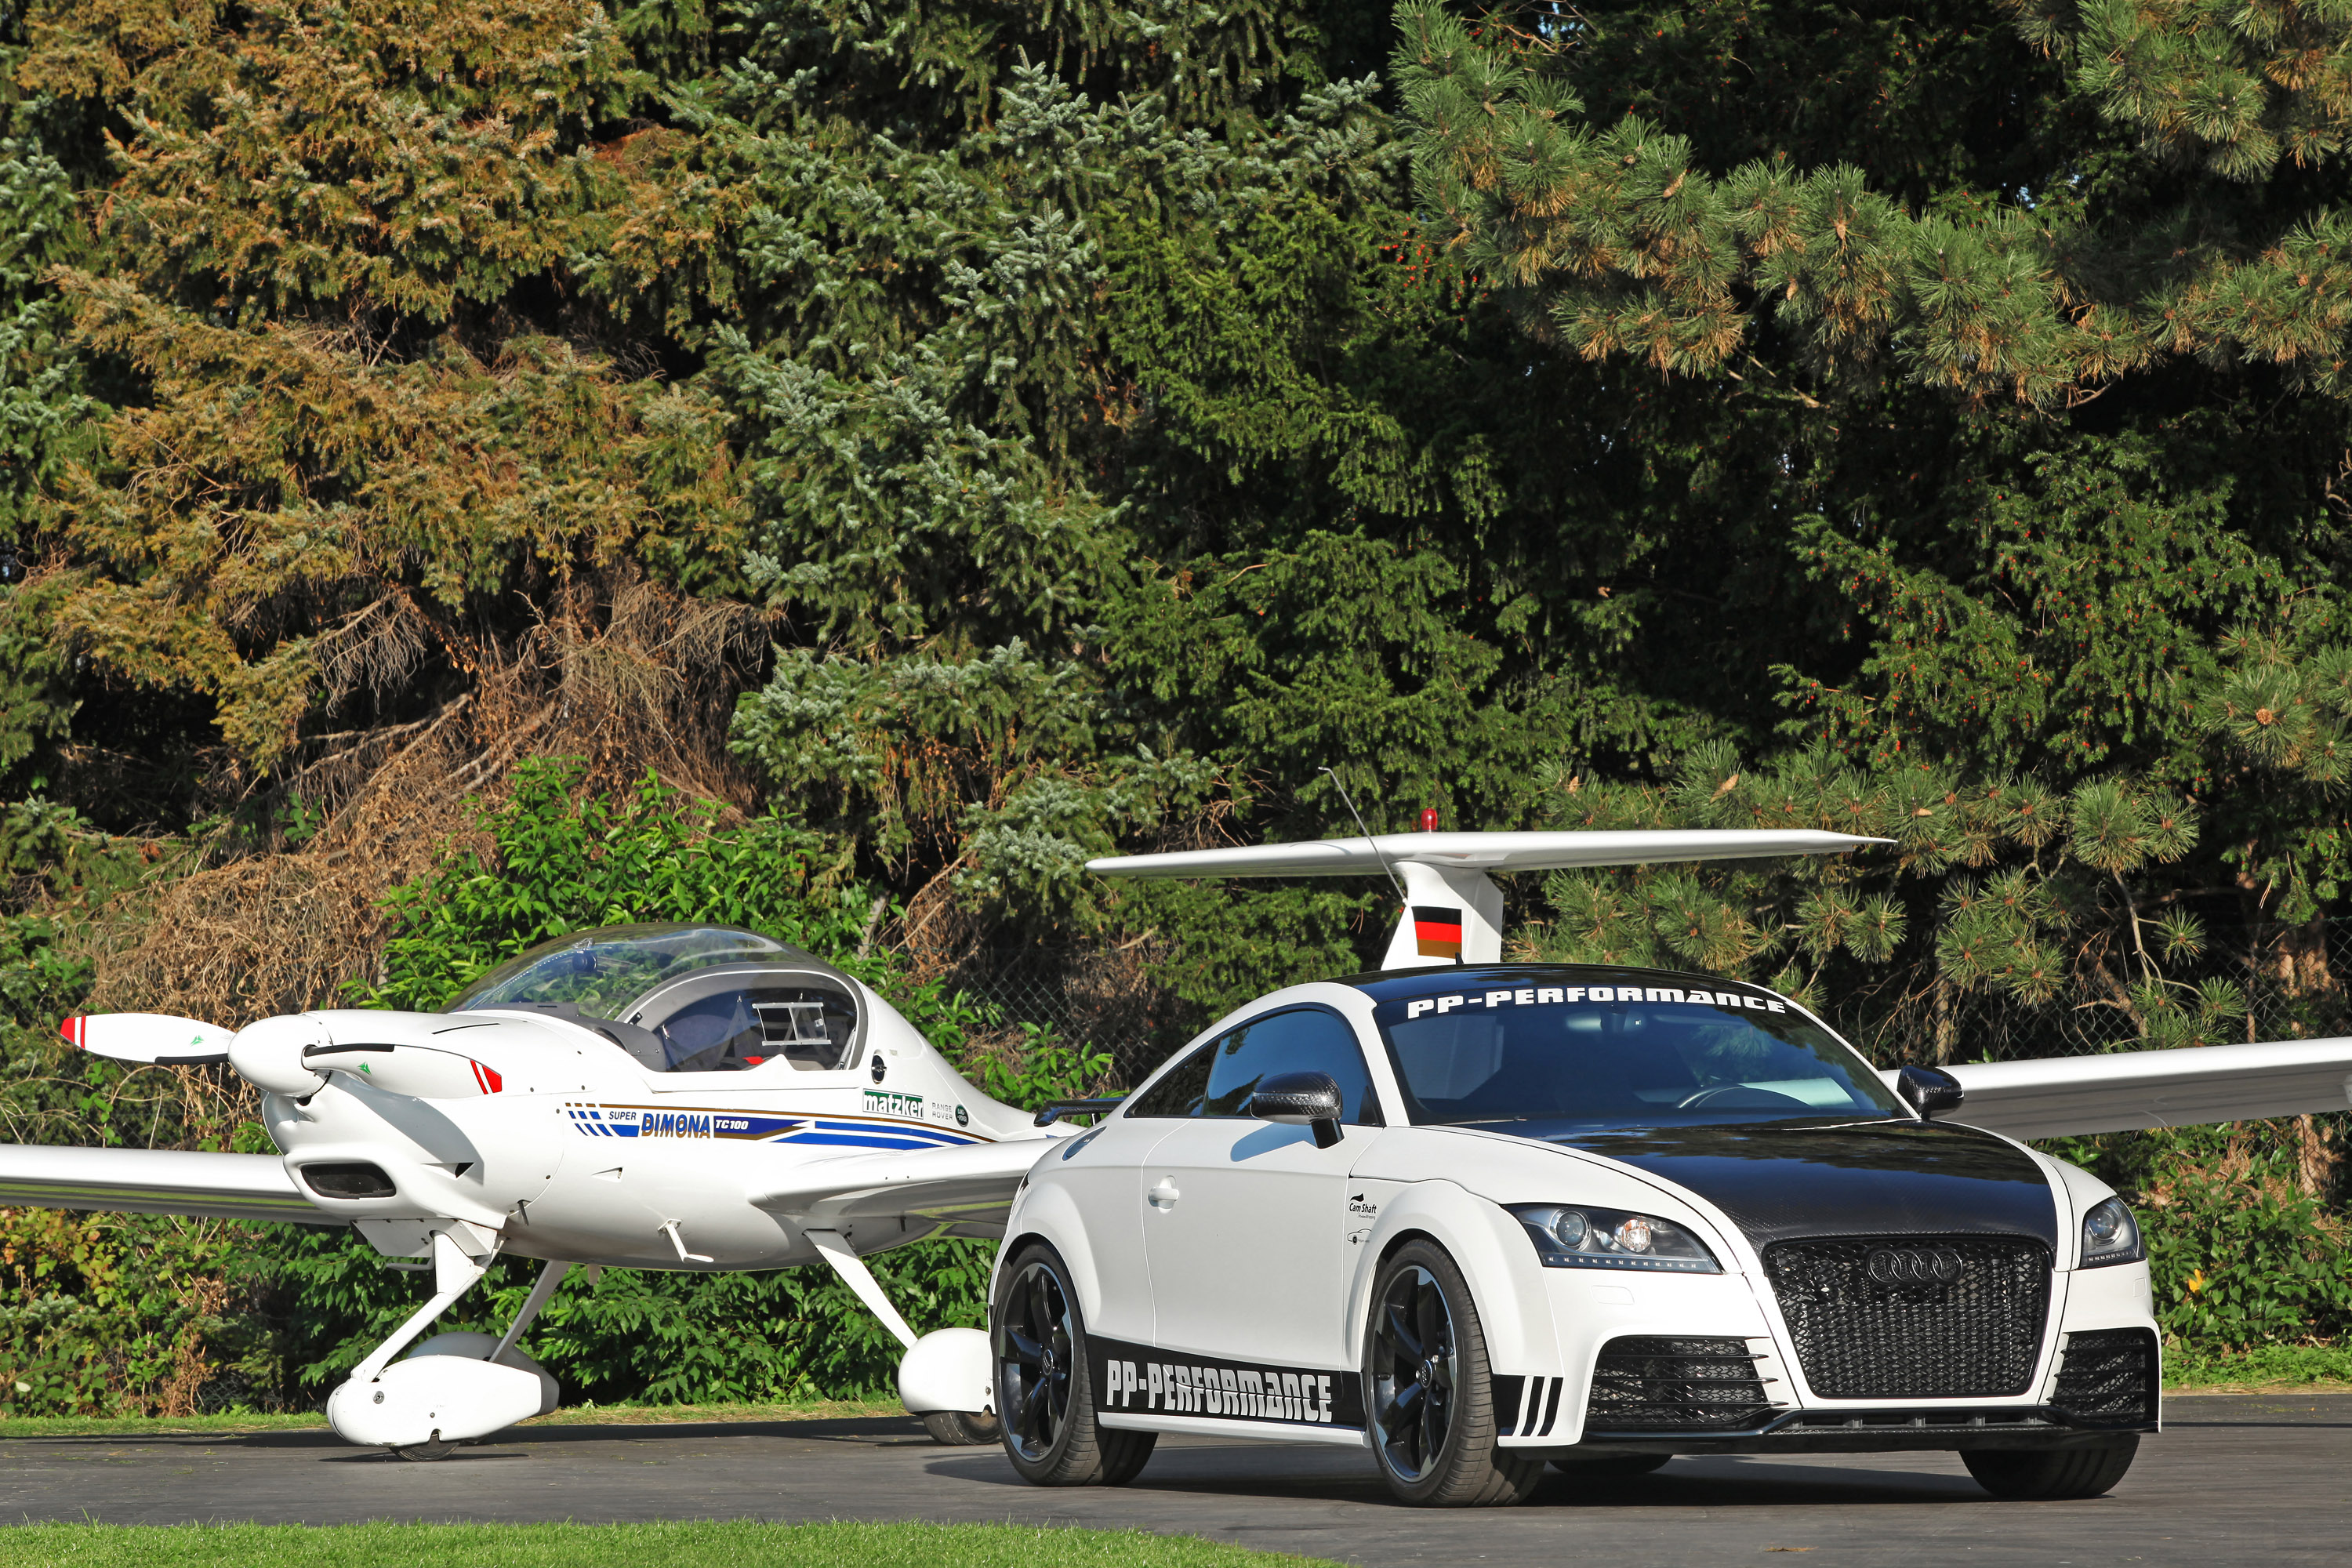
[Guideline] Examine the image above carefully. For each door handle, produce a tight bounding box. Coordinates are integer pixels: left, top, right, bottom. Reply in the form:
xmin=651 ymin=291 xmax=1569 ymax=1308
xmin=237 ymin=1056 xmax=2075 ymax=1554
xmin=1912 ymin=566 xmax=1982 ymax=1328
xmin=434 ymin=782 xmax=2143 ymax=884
xmin=1148 ymin=1177 xmax=1181 ymax=1210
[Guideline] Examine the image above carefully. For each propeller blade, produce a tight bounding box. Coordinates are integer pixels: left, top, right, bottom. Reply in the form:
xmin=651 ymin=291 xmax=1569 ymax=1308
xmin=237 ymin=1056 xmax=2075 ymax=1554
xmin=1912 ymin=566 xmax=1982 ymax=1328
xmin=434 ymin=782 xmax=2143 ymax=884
xmin=60 ymin=1013 xmax=234 ymax=1065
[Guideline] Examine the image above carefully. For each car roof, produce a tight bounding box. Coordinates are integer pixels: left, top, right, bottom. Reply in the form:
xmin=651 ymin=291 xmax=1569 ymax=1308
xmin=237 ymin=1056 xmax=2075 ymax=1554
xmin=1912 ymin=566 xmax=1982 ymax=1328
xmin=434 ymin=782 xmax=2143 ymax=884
xmin=1332 ymin=962 xmax=1785 ymax=1007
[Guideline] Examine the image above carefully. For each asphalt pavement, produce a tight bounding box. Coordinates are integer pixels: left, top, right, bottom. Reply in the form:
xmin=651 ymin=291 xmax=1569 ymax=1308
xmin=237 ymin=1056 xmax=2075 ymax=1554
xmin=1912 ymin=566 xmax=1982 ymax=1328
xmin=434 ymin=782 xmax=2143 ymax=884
xmin=3 ymin=1392 xmax=2346 ymax=1566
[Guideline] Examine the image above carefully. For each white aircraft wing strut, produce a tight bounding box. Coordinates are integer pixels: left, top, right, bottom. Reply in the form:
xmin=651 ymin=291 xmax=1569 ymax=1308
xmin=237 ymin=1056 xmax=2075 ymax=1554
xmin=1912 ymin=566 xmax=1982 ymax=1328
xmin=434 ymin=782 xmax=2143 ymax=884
xmin=750 ymin=1137 xmax=1064 ymax=1361
xmin=1935 ymin=1037 xmax=2352 ymax=1141
xmin=0 ymin=1144 xmax=329 ymax=1225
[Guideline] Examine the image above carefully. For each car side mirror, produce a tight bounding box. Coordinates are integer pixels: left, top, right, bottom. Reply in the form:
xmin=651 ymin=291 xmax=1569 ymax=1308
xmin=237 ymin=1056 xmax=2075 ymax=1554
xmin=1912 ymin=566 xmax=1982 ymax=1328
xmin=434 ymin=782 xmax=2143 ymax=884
xmin=1251 ymin=1071 xmax=1345 ymax=1149
xmin=1896 ymin=1065 xmax=1965 ymax=1120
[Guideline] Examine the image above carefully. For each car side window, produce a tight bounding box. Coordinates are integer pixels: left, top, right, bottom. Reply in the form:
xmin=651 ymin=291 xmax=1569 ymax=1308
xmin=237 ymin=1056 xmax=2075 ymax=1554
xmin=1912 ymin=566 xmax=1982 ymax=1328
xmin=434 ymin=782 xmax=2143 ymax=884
xmin=1126 ymin=1040 xmax=1217 ymax=1117
xmin=1201 ymin=1008 xmax=1383 ymax=1125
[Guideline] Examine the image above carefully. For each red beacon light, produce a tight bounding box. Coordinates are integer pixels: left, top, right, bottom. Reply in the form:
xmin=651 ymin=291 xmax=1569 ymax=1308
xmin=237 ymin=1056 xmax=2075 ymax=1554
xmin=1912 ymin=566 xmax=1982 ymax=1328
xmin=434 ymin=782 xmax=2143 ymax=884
xmin=1420 ymin=808 xmax=1439 ymax=832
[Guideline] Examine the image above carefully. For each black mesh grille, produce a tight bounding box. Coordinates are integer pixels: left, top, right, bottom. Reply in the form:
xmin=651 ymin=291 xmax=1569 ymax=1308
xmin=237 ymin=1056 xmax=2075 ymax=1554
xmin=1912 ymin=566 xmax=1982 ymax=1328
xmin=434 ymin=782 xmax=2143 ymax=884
xmin=2052 ymin=1327 xmax=2159 ymax=1426
xmin=1763 ymin=1236 xmax=2052 ymax=1399
xmin=1584 ymin=1336 xmax=1773 ymax=1431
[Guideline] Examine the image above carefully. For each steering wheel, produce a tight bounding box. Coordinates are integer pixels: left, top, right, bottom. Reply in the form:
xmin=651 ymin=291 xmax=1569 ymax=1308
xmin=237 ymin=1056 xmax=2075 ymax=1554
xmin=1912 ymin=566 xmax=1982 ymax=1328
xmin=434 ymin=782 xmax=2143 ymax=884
xmin=1675 ymin=1083 xmax=1812 ymax=1110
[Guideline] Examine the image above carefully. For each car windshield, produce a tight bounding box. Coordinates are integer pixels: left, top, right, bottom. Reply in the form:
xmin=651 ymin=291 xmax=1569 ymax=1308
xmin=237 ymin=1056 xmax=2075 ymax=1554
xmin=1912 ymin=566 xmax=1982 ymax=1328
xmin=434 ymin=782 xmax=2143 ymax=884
xmin=448 ymin=925 xmax=801 ymax=1019
xmin=1373 ymin=978 xmax=1903 ymax=1130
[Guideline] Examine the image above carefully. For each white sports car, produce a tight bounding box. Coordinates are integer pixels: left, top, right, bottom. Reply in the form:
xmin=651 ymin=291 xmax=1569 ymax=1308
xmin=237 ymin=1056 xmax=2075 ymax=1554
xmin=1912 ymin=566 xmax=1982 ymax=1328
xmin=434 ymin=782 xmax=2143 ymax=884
xmin=990 ymin=964 xmax=2157 ymax=1506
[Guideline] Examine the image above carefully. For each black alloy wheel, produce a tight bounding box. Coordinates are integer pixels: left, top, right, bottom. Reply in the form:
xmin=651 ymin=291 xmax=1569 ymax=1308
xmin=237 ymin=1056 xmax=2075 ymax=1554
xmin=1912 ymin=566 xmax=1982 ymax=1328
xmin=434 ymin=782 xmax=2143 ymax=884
xmin=1372 ymin=1261 xmax=1457 ymax=1481
xmin=991 ymin=1243 xmax=1155 ymax=1486
xmin=998 ymin=1254 xmax=1075 ymax=1461
xmin=1363 ymin=1240 xmax=1544 ymax=1506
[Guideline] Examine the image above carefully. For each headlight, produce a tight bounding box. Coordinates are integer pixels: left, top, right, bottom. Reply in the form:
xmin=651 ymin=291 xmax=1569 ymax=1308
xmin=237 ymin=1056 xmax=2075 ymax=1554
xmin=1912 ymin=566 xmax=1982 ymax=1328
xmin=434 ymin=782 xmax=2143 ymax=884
xmin=1506 ymin=1204 xmax=1722 ymax=1274
xmin=2078 ymin=1196 xmax=2144 ymax=1269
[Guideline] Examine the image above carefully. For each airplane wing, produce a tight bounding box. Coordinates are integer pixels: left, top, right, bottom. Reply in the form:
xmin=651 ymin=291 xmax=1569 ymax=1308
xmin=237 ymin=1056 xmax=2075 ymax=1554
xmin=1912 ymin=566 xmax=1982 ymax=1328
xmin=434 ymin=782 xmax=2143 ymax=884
xmin=745 ymin=1137 xmax=1062 ymax=1237
xmin=1087 ymin=828 xmax=1887 ymax=880
xmin=1089 ymin=829 xmax=1889 ymax=970
xmin=1922 ymin=1037 xmax=2352 ymax=1141
xmin=0 ymin=1144 xmax=331 ymax=1225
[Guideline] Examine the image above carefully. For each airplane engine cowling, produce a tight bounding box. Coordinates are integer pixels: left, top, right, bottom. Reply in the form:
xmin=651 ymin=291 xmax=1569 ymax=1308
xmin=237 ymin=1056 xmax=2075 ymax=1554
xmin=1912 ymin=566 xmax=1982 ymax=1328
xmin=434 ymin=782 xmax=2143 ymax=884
xmin=229 ymin=1014 xmax=328 ymax=1098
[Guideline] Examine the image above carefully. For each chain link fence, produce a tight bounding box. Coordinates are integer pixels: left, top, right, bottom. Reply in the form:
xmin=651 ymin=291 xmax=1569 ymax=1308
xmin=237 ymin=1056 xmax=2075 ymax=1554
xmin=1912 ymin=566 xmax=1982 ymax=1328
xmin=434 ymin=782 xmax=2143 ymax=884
xmin=1830 ymin=922 xmax=2352 ymax=1067
xmin=941 ymin=942 xmax=1177 ymax=1083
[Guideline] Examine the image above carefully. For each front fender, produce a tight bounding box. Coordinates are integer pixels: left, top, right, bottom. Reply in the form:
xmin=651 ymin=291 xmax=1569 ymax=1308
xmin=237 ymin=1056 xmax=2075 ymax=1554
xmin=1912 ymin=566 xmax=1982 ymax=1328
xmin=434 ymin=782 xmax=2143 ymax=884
xmin=1345 ymin=1178 xmax=1559 ymax=1380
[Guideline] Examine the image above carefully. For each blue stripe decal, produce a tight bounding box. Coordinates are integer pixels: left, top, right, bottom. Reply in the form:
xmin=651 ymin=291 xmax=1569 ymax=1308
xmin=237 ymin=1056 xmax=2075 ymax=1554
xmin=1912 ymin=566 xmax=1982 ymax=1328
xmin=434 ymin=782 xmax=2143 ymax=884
xmin=781 ymin=1132 xmax=954 ymax=1150
xmin=808 ymin=1120 xmax=970 ymax=1145
xmin=564 ymin=1103 xmax=978 ymax=1147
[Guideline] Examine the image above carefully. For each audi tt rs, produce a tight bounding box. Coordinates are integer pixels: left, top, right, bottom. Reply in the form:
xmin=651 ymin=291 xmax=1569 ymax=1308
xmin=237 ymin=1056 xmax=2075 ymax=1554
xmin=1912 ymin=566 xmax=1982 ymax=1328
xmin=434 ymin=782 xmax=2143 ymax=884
xmin=988 ymin=964 xmax=2155 ymax=1506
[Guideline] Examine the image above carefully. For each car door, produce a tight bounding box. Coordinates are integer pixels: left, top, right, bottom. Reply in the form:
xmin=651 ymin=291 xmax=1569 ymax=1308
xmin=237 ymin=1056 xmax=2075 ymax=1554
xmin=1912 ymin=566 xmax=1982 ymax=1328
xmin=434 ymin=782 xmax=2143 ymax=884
xmin=1047 ymin=1094 xmax=1183 ymax=1347
xmin=1140 ymin=1007 xmax=1383 ymax=1369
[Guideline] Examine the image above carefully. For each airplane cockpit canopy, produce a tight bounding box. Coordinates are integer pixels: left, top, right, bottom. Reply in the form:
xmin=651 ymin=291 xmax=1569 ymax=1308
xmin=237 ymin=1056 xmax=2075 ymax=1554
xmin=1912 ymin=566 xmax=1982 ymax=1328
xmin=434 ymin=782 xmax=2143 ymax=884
xmin=447 ymin=924 xmax=862 ymax=1074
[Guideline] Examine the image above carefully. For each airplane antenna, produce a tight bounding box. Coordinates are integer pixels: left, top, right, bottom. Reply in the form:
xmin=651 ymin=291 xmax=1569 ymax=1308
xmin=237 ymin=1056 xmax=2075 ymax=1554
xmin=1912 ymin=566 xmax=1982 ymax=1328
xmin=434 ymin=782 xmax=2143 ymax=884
xmin=1318 ymin=767 xmax=1405 ymax=903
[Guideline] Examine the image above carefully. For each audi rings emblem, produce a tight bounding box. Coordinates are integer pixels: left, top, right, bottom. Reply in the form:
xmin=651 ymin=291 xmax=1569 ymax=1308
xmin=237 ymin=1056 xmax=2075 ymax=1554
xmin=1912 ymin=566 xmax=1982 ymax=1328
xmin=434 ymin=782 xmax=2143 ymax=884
xmin=1864 ymin=1246 xmax=1965 ymax=1285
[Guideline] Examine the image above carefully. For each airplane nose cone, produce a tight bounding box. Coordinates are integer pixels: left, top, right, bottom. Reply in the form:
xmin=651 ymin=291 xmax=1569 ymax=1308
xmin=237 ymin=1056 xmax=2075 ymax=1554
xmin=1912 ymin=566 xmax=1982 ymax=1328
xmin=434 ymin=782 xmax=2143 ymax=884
xmin=230 ymin=1014 xmax=330 ymax=1098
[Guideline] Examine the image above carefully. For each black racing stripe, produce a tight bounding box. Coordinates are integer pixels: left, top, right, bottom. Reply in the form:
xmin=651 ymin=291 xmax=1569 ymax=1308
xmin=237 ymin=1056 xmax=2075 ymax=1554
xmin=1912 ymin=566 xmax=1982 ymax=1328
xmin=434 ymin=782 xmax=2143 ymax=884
xmin=1493 ymin=1374 xmax=1524 ymax=1436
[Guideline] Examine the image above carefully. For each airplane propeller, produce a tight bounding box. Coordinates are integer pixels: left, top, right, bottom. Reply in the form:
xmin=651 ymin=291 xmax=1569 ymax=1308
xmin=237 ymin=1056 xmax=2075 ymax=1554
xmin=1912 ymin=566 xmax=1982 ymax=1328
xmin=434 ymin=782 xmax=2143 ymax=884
xmin=61 ymin=1012 xmax=234 ymax=1065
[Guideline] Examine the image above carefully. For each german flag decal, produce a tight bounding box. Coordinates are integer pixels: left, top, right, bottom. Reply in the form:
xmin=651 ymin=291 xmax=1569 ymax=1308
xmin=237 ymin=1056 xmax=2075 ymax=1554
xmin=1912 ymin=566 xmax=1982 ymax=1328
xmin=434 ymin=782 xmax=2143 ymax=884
xmin=1413 ymin=906 xmax=1464 ymax=960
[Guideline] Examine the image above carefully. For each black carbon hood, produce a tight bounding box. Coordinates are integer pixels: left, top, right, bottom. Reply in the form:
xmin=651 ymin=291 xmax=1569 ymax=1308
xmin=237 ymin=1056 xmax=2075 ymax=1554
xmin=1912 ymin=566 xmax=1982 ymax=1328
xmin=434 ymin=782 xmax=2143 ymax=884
xmin=1471 ymin=1119 xmax=2059 ymax=1250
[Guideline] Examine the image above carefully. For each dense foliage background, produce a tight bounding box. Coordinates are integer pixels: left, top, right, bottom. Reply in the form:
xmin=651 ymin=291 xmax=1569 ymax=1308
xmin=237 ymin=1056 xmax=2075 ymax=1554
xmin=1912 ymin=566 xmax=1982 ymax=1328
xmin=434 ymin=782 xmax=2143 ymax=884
xmin=4 ymin=0 xmax=2352 ymax=1410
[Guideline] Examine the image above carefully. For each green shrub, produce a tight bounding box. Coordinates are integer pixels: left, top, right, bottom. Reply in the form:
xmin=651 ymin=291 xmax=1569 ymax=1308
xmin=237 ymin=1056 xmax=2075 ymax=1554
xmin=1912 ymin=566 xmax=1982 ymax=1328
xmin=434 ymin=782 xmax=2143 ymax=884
xmin=2045 ymin=1118 xmax=2352 ymax=1351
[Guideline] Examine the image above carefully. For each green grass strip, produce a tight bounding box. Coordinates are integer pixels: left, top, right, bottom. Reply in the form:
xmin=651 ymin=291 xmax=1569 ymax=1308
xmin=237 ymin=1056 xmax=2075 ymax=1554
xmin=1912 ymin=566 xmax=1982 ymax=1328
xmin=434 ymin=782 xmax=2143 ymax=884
xmin=0 ymin=1522 xmax=1324 ymax=1568
xmin=2161 ymin=1342 xmax=2352 ymax=1392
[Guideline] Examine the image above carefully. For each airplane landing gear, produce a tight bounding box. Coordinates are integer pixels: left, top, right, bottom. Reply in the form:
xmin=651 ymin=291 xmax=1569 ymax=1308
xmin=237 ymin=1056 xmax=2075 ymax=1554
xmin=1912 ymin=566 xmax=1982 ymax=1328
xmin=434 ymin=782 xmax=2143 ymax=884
xmin=920 ymin=1409 xmax=1002 ymax=1446
xmin=807 ymin=1229 xmax=997 ymax=1445
xmin=325 ymin=1227 xmax=575 ymax=1454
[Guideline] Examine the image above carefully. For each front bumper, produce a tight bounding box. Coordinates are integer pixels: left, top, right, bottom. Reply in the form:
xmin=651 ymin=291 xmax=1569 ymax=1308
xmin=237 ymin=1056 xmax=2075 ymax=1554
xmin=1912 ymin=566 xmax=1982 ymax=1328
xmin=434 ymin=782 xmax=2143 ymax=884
xmin=1503 ymin=1256 xmax=2159 ymax=1452
xmin=1563 ymin=1402 xmax=2150 ymax=1457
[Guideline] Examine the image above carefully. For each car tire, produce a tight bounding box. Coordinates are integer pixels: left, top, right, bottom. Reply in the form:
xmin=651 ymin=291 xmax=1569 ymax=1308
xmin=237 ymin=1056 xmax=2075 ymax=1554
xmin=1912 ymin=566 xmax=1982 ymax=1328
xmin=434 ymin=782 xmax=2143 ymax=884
xmin=1363 ymin=1240 xmax=1544 ymax=1508
xmin=1962 ymin=1436 xmax=2138 ymax=1500
xmin=920 ymin=1410 xmax=1001 ymax=1446
xmin=993 ymin=1242 xmax=1156 ymax=1486
xmin=1550 ymin=1453 xmax=1670 ymax=1479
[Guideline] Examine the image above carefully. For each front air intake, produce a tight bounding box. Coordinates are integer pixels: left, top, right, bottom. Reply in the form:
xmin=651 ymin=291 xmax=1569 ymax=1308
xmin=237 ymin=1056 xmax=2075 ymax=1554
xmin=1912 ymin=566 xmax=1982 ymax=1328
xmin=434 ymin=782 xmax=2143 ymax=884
xmin=1583 ymin=1336 xmax=1773 ymax=1431
xmin=299 ymin=1162 xmax=397 ymax=1200
xmin=2051 ymin=1327 xmax=2159 ymax=1427
xmin=1763 ymin=1236 xmax=2052 ymax=1399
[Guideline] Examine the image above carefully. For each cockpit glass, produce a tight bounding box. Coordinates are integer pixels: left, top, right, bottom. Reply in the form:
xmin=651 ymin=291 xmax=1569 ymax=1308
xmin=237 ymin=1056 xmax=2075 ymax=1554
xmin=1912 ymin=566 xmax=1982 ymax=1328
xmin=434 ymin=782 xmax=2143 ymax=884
xmin=645 ymin=985 xmax=857 ymax=1073
xmin=447 ymin=925 xmax=799 ymax=1019
xmin=1373 ymin=978 xmax=1902 ymax=1130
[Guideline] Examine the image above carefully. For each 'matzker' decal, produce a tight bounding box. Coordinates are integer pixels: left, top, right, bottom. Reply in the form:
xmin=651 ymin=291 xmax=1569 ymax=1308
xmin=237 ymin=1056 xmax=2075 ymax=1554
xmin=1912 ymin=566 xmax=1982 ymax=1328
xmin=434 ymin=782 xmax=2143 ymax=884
xmin=1086 ymin=1334 xmax=1364 ymax=1431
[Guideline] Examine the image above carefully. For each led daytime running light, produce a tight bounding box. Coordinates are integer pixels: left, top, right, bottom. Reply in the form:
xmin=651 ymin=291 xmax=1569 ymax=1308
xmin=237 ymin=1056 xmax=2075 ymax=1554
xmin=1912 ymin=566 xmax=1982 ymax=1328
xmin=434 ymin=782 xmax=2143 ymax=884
xmin=1506 ymin=1204 xmax=1722 ymax=1274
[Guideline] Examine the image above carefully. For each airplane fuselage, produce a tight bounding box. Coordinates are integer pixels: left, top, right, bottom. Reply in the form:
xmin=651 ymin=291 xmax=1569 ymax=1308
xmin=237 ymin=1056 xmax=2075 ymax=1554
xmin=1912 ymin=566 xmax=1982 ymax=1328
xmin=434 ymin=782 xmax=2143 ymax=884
xmin=253 ymin=1000 xmax=1033 ymax=1272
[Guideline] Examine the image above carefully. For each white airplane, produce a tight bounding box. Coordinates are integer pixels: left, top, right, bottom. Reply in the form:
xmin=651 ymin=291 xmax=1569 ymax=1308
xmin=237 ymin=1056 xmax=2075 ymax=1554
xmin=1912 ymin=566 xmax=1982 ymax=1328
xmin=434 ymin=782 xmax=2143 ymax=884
xmin=2 ymin=828 xmax=2347 ymax=1463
